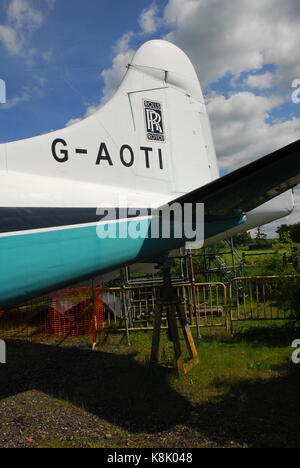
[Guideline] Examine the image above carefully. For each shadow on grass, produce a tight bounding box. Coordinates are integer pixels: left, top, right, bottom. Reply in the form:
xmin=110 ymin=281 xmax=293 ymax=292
xmin=204 ymin=325 xmax=300 ymax=348
xmin=1 ymin=341 xmax=190 ymax=432
xmin=0 ymin=340 xmax=299 ymax=447
xmin=194 ymin=363 xmax=300 ymax=448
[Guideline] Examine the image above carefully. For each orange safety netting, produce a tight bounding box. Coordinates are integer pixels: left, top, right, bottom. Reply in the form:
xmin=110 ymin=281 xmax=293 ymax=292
xmin=0 ymin=287 xmax=104 ymax=340
xmin=40 ymin=287 xmax=104 ymax=337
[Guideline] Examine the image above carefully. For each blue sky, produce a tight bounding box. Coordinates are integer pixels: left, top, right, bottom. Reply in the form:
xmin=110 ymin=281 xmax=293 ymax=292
xmin=0 ymin=0 xmax=169 ymax=142
xmin=0 ymin=0 xmax=299 ymax=236
xmin=0 ymin=0 xmax=170 ymax=142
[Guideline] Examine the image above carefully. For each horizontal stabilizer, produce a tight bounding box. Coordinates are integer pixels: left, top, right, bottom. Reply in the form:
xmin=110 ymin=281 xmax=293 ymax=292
xmin=170 ymin=140 xmax=300 ymax=217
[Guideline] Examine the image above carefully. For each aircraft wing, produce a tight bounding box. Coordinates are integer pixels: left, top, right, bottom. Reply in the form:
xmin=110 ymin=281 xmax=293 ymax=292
xmin=169 ymin=140 xmax=300 ymax=218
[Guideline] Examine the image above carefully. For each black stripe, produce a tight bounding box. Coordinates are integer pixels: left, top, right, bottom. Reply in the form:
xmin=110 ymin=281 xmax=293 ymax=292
xmin=0 ymin=207 xmax=151 ymax=234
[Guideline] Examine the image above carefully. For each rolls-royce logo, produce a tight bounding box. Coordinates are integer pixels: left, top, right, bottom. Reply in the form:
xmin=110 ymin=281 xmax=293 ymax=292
xmin=144 ymin=100 xmax=165 ymax=142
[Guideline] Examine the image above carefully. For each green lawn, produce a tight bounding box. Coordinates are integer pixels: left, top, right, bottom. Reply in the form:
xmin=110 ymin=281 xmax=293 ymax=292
xmin=1 ymin=322 xmax=298 ymax=448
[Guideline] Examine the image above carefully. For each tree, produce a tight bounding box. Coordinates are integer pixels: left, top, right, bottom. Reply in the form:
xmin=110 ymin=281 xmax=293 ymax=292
xmin=276 ymin=223 xmax=300 ymax=243
xmin=255 ymin=226 xmax=267 ymax=241
xmin=232 ymin=231 xmax=252 ymax=246
xmin=290 ymin=223 xmax=300 ymax=243
xmin=276 ymin=224 xmax=291 ymax=242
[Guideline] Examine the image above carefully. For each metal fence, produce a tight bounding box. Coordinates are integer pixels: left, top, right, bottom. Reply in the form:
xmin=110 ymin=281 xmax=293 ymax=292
xmin=0 ymin=275 xmax=299 ymax=341
xmin=176 ymin=282 xmax=227 ymax=328
xmin=94 ymin=275 xmax=300 ymax=332
xmin=101 ymin=281 xmax=228 ymax=329
xmin=229 ymin=275 xmax=300 ymax=324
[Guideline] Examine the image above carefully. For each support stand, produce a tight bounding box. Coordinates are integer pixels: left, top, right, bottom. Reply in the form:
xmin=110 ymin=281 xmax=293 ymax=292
xmin=150 ymin=257 xmax=199 ymax=374
xmin=120 ymin=268 xmax=131 ymax=346
xmin=187 ymin=250 xmax=202 ymax=342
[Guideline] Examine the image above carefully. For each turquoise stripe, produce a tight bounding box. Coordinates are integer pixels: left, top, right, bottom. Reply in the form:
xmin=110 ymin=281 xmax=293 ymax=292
xmin=0 ymin=219 xmax=146 ymax=307
xmin=0 ymin=214 xmax=246 ymax=307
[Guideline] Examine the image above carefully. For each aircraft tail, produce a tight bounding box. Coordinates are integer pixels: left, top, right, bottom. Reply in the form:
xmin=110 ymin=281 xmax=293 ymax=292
xmin=1 ymin=40 xmax=218 ymax=209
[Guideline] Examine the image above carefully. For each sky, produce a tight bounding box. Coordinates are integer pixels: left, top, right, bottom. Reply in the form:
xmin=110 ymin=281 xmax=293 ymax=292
xmin=0 ymin=0 xmax=299 ymax=237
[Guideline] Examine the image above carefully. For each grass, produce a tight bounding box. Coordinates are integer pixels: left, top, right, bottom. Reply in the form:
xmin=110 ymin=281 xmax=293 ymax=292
xmin=210 ymin=242 xmax=300 ymax=278
xmin=1 ymin=321 xmax=299 ymax=448
xmin=98 ymin=324 xmax=294 ymax=401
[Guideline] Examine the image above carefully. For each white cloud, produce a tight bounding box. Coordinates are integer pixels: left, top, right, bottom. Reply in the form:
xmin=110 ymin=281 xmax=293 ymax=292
xmin=100 ymin=31 xmax=136 ymax=104
xmin=1 ymin=90 xmax=30 ymax=109
xmin=100 ymin=49 xmax=135 ymax=104
xmin=99 ymin=31 xmax=136 ymax=104
xmin=0 ymin=0 xmax=56 ymax=57
xmin=70 ymin=0 xmax=300 ymax=121
xmin=206 ymin=89 xmax=300 ymax=237
xmin=245 ymin=72 xmax=274 ymax=89
xmin=65 ymin=117 xmax=82 ymax=127
xmin=138 ymin=4 xmax=159 ymax=34
xmin=114 ymin=31 xmax=134 ymax=55
xmin=206 ymin=91 xmax=300 ymax=170
xmin=160 ymin=0 xmax=300 ymax=236
xmin=7 ymin=0 xmax=44 ymax=33
xmin=0 ymin=24 xmax=20 ymax=54
xmin=66 ymin=32 xmax=135 ymax=126
xmin=162 ymin=0 xmax=300 ymax=90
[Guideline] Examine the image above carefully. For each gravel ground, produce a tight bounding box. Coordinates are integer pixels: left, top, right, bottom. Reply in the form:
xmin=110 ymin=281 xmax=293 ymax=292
xmin=0 ymin=391 xmax=242 ymax=448
xmin=0 ymin=337 xmax=298 ymax=448
xmin=0 ymin=339 xmax=244 ymax=448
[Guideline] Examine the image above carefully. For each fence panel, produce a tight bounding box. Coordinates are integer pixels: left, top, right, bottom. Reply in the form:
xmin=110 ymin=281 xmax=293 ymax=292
xmin=100 ymin=282 xmax=228 ymax=330
xmin=174 ymin=282 xmax=228 ymax=328
xmin=1 ymin=276 xmax=299 ymax=340
xmin=230 ymin=276 xmax=300 ymax=323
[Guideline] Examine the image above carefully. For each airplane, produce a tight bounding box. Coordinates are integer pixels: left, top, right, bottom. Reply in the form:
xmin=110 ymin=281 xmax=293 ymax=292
xmin=0 ymin=39 xmax=299 ymax=309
